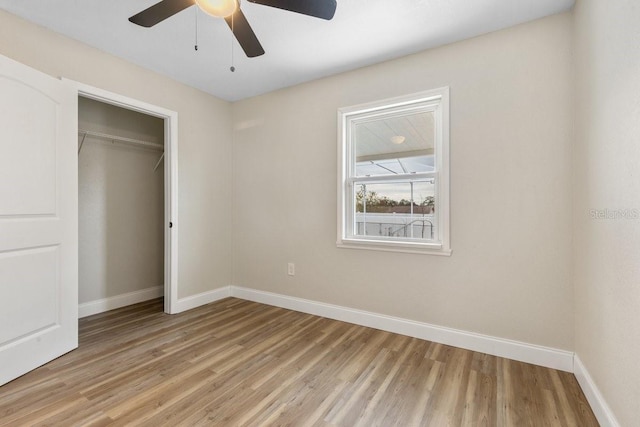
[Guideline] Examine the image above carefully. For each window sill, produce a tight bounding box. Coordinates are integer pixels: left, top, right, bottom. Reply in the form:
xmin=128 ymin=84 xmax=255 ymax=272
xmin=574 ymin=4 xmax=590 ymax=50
xmin=337 ymin=238 xmax=452 ymax=256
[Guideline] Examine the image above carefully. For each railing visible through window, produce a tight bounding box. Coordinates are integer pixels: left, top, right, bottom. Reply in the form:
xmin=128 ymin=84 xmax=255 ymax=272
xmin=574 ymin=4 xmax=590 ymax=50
xmin=354 ymin=179 xmax=436 ymax=241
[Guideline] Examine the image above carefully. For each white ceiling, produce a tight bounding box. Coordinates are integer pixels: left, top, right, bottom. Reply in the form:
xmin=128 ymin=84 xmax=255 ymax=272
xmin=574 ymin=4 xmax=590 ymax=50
xmin=0 ymin=0 xmax=574 ymax=102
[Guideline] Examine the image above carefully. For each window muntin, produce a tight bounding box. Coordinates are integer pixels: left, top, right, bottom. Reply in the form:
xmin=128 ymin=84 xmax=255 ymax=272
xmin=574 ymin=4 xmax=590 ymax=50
xmin=338 ymin=88 xmax=450 ymax=254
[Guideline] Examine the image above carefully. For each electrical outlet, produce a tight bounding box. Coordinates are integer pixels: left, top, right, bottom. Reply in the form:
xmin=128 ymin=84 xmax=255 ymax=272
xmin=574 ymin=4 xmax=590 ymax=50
xmin=287 ymin=263 xmax=295 ymax=276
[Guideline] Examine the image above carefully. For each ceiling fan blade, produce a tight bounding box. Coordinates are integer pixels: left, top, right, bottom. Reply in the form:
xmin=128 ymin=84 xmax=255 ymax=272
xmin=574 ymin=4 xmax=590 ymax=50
xmin=224 ymin=9 xmax=265 ymax=58
xmin=129 ymin=0 xmax=195 ymax=27
xmin=247 ymin=0 xmax=337 ymax=20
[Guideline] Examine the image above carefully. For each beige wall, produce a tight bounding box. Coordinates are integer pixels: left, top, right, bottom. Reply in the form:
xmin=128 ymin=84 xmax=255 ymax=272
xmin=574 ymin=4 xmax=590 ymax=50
xmin=0 ymin=10 xmax=233 ymax=299
xmin=78 ymin=98 xmax=164 ymax=303
xmin=232 ymin=14 xmax=574 ymax=349
xmin=573 ymin=0 xmax=640 ymax=425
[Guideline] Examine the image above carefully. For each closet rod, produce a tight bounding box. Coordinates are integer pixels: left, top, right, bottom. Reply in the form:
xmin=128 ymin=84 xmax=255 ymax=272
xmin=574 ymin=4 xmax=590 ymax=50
xmin=78 ymin=129 xmax=164 ymax=152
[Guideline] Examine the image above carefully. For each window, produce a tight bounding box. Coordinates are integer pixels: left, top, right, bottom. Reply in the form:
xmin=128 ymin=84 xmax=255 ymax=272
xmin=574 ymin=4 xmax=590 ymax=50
xmin=337 ymin=88 xmax=451 ymax=255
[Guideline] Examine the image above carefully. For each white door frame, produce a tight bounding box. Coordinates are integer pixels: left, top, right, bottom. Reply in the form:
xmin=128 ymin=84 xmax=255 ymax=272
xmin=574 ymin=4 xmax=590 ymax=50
xmin=68 ymin=80 xmax=179 ymax=314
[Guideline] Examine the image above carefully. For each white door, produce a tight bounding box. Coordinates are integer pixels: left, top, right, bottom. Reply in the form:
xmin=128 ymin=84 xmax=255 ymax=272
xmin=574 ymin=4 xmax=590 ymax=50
xmin=0 ymin=54 xmax=78 ymax=385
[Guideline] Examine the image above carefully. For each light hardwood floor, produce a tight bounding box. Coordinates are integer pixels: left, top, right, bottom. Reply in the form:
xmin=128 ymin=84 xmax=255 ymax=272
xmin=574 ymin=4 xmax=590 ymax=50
xmin=0 ymin=298 xmax=598 ymax=426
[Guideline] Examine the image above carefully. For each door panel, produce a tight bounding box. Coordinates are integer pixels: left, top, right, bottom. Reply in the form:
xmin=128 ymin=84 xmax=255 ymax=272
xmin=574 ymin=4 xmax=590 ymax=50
xmin=0 ymin=77 xmax=57 ymax=216
xmin=0 ymin=54 xmax=78 ymax=386
xmin=0 ymin=246 xmax=59 ymax=345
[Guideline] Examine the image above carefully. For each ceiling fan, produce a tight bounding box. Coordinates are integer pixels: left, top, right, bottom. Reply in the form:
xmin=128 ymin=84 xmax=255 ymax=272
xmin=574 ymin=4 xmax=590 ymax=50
xmin=129 ymin=0 xmax=338 ymax=58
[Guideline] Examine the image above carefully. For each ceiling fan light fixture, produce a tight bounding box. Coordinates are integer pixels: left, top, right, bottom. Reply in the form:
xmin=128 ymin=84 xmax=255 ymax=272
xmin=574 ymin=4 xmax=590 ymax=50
xmin=195 ymin=0 xmax=238 ymax=18
xmin=390 ymin=135 xmax=406 ymax=145
xmin=128 ymin=0 xmax=336 ymax=58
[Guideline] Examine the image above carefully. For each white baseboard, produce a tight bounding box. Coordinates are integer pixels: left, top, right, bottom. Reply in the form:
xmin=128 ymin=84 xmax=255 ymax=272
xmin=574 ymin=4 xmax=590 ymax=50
xmin=574 ymin=355 xmax=620 ymax=427
xmin=79 ymin=286 xmax=164 ymax=318
xmin=171 ymin=286 xmax=231 ymax=314
xmin=230 ymin=286 xmax=574 ymax=372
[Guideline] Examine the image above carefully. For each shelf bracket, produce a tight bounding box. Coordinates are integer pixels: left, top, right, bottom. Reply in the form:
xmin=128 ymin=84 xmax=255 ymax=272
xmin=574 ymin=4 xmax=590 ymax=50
xmin=78 ymin=132 xmax=88 ymax=154
xmin=154 ymin=152 xmax=165 ymax=172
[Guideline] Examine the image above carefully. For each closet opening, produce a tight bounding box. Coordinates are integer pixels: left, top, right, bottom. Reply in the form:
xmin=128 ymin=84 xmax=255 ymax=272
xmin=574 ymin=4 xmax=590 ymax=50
xmin=75 ymin=83 xmax=178 ymax=316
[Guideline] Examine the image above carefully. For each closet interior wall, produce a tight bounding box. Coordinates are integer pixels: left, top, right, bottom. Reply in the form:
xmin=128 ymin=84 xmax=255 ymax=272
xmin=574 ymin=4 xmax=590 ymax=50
xmin=78 ymin=97 xmax=165 ymax=306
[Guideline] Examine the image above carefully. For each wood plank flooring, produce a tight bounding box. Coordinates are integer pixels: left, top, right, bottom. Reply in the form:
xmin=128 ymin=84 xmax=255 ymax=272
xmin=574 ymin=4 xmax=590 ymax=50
xmin=0 ymin=298 xmax=598 ymax=426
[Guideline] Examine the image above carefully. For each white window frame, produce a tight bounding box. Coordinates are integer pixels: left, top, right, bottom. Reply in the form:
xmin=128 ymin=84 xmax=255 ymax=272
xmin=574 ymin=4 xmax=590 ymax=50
xmin=337 ymin=87 xmax=451 ymax=255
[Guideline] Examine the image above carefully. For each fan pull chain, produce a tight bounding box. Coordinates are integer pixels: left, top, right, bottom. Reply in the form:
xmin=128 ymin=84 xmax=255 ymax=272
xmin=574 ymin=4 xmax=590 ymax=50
xmin=194 ymin=7 xmax=199 ymax=51
xmin=230 ymin=12 xmax=235 ymax=72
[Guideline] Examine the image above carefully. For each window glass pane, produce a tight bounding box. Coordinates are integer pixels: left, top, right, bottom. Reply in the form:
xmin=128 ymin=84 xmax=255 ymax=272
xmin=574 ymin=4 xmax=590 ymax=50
xmin=354 ymin=180 xmax=436 ymax=241
xmin=354 ymin=111 xmax=435 ymax=177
